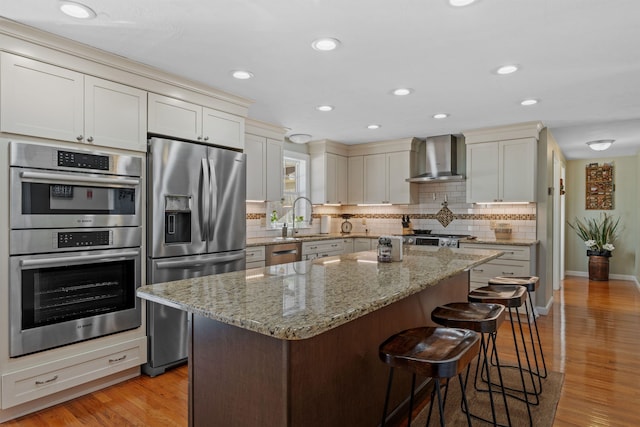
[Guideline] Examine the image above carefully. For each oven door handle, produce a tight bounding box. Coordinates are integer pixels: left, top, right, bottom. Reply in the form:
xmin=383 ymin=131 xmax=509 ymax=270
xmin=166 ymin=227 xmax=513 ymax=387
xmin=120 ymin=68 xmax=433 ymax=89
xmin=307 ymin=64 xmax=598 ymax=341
xmin=20 ymin=251 xmax=140 ymax=268
xmin=20 ymin=171 xmax=140 ymax=187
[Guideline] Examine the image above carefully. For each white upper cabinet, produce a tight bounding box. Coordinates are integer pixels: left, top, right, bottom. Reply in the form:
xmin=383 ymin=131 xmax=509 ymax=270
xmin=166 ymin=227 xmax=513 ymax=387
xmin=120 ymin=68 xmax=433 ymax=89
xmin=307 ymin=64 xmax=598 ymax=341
xmin=363 ymin=151 xmax=417 ymax=204
xmin=309 ymin=141 xmax=348 ymax=204
xmin=148 ymin=93 xmax=244 ymax=150
xmin=245 ymin=133 xmax=283 ymax=201
xmin=0 ymin=53 xmax=147 ymax=151
xmin=466 ymin=138 xmax=537 ymax=203
xmin=84 ymin=76 xmax=147 ymax=151
xmin=347 ymin=155 xmax=364 ymax=205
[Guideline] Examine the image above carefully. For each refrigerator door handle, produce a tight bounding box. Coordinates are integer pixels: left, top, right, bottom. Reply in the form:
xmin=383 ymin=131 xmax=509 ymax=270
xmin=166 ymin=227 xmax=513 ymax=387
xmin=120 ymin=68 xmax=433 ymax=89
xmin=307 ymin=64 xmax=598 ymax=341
xmin=200 ymin=158 xmax=210 ymax=242
xmin=208 ymin=158 xmax=218 ymax=238
xmin=154 ymin=251 xmax=246 ymax=269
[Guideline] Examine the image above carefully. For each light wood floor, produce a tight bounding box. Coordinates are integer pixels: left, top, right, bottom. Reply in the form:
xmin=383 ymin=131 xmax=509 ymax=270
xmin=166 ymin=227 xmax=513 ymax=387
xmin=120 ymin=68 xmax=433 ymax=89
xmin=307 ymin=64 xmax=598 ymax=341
xmin=3 ymin=275 xmax=640 ymax=426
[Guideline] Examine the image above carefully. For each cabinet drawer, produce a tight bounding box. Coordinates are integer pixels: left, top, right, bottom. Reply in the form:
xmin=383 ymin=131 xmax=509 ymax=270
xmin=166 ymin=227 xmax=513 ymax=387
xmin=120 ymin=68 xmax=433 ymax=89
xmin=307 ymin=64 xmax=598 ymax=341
xmin=460 ymin=243 xmax=531 ymax=261
xmin=246 ymin=260 xmax=266 ymax=269
xmin=469 ymin=259 xmax=531 ymax=284
xmin=2 ymin=338 xmax=144 ymax=409
xmin=302 ymin=239 xmax=343 ymax=255
xmin=246 ymin=246 xmax=266 ymax=262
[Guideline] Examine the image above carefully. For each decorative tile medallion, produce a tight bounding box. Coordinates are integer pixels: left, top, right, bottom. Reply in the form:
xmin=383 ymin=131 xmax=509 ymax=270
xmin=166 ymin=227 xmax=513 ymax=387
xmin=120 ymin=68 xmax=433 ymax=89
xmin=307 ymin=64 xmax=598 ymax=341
xmin=435 ymin=205 xmax=454 ymax=227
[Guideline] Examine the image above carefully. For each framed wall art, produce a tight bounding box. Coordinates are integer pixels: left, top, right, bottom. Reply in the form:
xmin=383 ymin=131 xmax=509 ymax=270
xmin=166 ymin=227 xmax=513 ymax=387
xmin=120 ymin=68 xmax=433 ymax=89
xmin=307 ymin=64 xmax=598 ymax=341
xmin=585 ymin=162 xmax=614 ymax=210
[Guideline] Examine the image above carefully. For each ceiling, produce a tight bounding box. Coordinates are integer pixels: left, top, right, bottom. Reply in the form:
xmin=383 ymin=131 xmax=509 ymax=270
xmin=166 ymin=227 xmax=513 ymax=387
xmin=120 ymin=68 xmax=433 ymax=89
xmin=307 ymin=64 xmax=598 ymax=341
xmin=1 ymin=0 xmax=639 ymax=160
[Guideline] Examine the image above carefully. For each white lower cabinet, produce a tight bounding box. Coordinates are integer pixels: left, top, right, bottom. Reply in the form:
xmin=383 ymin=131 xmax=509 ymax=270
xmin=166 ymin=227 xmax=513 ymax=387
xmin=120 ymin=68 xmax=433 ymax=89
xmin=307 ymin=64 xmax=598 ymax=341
xmin=459 ymin=243 xmax=536 ymax=291
xmin=342 ymin=238 xmax=354 ymax=254
xmin=246 ymin=246 xmax=266 ymax=269
xmin=1 ymin=337 xmax=146 ymax=409
xmin=302 ymin=239 xmax=344 ymax=260
xmin=353 ymin=237 xmax=374 ymax=252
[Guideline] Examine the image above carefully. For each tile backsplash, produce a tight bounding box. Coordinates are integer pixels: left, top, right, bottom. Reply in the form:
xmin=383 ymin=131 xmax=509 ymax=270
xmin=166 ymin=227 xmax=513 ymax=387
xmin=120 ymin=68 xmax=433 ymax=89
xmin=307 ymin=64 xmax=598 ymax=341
xmin=247 ymin=181 xmax=537 ymax=240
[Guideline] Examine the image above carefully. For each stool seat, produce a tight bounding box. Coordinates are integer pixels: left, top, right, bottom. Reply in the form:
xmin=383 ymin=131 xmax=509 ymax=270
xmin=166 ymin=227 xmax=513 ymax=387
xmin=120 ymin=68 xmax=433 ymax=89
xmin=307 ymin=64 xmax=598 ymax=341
xmin=468 ymin=285 xmax=527 ymax=308
xmin=488 ymin=276 xmax=539 ymax=292
xmin=379 ymin=327 xmax=480 ymax=379
xmin=431 ymin=302 xmax=506 ymax=334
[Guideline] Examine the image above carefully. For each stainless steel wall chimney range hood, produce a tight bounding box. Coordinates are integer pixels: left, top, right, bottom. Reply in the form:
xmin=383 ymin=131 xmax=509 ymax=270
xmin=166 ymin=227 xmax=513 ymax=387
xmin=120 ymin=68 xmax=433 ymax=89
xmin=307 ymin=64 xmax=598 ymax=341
xmin=406 ymin=134 xmax=464 ymax=182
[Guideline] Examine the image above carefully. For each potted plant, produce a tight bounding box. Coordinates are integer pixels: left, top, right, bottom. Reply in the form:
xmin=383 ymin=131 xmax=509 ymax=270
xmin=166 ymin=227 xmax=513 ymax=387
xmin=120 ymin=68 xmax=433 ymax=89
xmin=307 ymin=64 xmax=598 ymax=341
xmin=567 ymin=213 xmax=620 ymax=281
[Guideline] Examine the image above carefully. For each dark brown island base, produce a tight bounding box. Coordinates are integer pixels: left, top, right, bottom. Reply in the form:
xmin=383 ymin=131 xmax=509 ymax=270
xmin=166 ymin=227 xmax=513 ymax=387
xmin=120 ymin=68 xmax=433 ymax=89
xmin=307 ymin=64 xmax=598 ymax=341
xmin=137 ymin=246 xmax=502 ymax=427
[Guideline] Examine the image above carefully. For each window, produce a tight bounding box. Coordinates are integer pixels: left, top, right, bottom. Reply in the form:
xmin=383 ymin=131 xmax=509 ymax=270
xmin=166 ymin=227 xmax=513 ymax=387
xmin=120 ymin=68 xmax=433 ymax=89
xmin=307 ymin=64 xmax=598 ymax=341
xmin=267 ymin=151 xmax=310 ymax=228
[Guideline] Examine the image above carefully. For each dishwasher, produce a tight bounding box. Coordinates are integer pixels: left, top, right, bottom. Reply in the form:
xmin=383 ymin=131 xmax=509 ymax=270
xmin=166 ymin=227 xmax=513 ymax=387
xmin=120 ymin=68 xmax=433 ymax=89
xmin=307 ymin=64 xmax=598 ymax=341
xmin=265 ymin=242 xmax=302 ymax=266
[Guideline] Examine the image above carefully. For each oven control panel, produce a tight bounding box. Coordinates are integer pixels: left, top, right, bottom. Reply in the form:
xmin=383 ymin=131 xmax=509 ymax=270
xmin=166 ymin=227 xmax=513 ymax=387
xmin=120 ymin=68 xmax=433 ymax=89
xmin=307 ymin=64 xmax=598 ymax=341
xmin=58 ymin=230 xmax=111 ymax=248
xmin=58 ymin=150 xmax=110 ymax=171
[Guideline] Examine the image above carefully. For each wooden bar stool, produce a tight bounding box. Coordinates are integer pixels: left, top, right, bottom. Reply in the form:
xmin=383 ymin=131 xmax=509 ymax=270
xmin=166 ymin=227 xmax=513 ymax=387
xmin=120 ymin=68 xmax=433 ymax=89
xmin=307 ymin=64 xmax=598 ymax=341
xmin=468 ymin=285 xmax=535 ymax=426
xmin=488 ymin=276 xmax=547 ymax=384
xmin=379 ymin=327 xmax=480 ymax=427
xmin=431 ymin=302 xmax=511 ymax=427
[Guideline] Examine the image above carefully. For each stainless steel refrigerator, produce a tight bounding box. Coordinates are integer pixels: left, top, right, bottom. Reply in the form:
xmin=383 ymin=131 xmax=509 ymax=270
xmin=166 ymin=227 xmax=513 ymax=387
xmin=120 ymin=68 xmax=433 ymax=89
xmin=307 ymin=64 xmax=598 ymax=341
xmin=143 ymin=136 xmax=246 ymax=376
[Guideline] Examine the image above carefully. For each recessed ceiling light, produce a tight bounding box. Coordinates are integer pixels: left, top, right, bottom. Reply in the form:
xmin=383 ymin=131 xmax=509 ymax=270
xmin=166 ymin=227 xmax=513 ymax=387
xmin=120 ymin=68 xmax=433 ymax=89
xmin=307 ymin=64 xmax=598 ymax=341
xmin=311 ymin=38 xmax=341 ymax=52
xmin=316 ymin=105 xmax=334 ymax=112
xmin=520 ymin=99 xmax=538 ymax=106
xmin=392 ymin=88 xmax=413 ymax=96
xmin=449 ymin=0 xmax=477 ymax=6
xmin=586 ymin=139 xmax=614 ymax=151
xmin=231 ymin=70 xmax=253 ymax=80
xmin=289 ymin=134 xmax=312 ymax=144
xmin=367 ymin=124 xmax=381 ymax=130
xmin=59 ymin=1 xmax=96 ymax=19
xmin=433 ymin=113 xmax=449 ymax=119
xmin=496 ymin=64 xmax=519 ymax=75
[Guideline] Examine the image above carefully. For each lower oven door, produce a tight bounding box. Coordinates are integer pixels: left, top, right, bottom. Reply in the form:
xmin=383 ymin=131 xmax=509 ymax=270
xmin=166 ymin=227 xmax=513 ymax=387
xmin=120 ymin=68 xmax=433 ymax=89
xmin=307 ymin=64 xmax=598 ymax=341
xmin=9 ymin=247 xmax=141 ymax=357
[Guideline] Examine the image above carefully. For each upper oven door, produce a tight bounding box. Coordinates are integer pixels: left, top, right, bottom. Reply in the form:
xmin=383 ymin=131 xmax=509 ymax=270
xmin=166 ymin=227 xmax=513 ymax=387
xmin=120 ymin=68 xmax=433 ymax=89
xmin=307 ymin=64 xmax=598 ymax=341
xmin=10 ymin=167 xmax=141 ymax=229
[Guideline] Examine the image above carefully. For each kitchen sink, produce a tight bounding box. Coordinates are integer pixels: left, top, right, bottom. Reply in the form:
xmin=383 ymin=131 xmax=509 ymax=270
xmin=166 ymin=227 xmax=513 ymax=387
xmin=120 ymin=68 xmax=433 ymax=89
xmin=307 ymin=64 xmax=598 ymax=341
xmin=272 ymin=237 xmax=298 ymax=241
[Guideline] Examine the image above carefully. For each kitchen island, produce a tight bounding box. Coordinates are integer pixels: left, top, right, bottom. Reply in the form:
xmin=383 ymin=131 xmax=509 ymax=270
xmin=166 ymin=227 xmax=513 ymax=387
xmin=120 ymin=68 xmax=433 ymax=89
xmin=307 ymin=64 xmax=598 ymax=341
xmin=137 ymin=246 xmax=502 ymax=427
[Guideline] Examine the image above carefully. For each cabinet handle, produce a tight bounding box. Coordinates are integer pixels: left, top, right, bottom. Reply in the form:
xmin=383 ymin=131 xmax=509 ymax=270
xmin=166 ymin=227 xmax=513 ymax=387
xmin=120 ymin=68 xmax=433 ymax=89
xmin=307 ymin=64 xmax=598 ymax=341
xmin=247 ymin=253 xmax=254 ymax=257
xmin=505 ymin=251 xmax=515 ymax=255
xmin=76 ymin=135 xmax=83 ymax=141
xmin=473 ymin=268 xmax=484 ymax=272
xmin=35 ymin=375 xmax=58 ymax=385
xmin=109 ymin=355 xmax=127 ymax=363
xmin=87 ymin=136 xmax=94 ymax=142
xmin=501 ymin=271 xmax=515 ymax=275
xmin=204 ymin=136 xmax=209 ymax=141
xmin=197 ymin=136 xmax=203 ymax=141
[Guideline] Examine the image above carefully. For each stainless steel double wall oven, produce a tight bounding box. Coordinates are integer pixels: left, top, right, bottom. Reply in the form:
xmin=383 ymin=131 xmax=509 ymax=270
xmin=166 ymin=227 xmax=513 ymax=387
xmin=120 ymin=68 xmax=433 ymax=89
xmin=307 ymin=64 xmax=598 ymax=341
xmin=9 ymin=141 xmax=143 ymax=357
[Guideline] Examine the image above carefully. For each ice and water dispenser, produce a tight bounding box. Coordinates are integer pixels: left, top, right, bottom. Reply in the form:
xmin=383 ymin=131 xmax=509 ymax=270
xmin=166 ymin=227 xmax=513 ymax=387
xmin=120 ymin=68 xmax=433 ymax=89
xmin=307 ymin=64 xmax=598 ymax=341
xmin=164 ymin=195 xmax=191 ymax=244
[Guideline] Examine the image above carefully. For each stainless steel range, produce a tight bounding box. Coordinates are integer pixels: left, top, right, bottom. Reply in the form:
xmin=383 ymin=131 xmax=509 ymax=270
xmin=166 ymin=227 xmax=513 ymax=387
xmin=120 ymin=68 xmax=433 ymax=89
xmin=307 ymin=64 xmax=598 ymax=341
xmin=401 ymin=232 xmax=471 ymax=248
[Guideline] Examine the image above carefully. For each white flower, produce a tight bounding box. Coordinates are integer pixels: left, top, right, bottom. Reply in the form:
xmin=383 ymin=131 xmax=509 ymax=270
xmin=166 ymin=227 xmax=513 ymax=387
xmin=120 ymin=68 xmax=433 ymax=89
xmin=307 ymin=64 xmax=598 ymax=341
xmin=603 ymin=243 xmax=615 ymax=251
xmin=584 ymin=240 xmax=596 ymax=249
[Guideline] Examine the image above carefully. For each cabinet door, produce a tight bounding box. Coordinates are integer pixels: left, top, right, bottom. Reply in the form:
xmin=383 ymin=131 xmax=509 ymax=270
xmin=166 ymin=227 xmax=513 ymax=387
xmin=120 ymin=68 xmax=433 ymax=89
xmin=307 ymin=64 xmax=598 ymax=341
xmin=0 ymin=53 xmax=84 ymax=142
xmin=342 ymin=238 xmax=354 ymax=254
xmin=336 ymin=154 xmax=348 ymax=204
xmin=202 ymin=107 xmax=244 ymax=150
xmin=84 ymin=77 xmax=147 ymax=151
xmin=348 ymin=155 xmax=364 ymax=205
xmin=265 ymin=138 xmax=283 ymax=201
xmin=500 ymin=138 xmax=536 ymax=202
xmin=354 ymin=238 xmax=372 ymax=252
xmin=363 ymin=154 xmax=387 ymax=203
xmin=245 ymin=134 xmax=266 ymax=200
xmin=148 ymin=93 xmax=201 ymax=141
xmin=325 ymin=153 xmax=338 ymax=203
xmin=466 ymin=142 xmax=499 ymax=203
xmin=387 ymin=151 xmax=413 ymax=204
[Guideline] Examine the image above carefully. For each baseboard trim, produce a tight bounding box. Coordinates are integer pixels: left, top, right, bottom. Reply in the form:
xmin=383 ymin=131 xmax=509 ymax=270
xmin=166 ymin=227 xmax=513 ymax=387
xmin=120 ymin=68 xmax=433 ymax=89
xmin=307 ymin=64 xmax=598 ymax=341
xmin=535 ymin=295 xmax=553 ymax=316
xmin=565 ymin=271 xmax=638 ymax=282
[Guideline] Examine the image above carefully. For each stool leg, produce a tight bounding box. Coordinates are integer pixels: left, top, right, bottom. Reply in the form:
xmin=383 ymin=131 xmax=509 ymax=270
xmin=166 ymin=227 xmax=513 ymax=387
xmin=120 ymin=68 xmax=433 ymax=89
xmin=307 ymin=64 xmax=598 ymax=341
xmin=381 ymin=367 xmax=394 ymax=427
xmin=407 ymin=374 xmax=416 ymax=426
xmin=522 ymin=295 xmax=543 ymax=395
xmin=526 ymin=290 xmax=548 ymax=380
xmin=458 ymin=373 xmax=473 ymax=427
xmin=489 ymin=330 xmax=512 ymax=427
xmin=508 ymin=308 xmax=534 ymax=426
xmin=435 ymin=378 xmax=446 ymax=427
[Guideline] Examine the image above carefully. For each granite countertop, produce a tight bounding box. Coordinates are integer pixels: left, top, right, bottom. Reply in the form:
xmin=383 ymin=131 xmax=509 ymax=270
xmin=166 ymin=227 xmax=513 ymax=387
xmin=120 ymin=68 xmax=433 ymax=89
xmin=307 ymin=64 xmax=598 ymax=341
xmin=461 ymin=238 xmax=539 ymax=246
xmin=137 ymin=246 xmax=502 ymax=341
xmin=247 ymin=233 xmax=379 ymax=247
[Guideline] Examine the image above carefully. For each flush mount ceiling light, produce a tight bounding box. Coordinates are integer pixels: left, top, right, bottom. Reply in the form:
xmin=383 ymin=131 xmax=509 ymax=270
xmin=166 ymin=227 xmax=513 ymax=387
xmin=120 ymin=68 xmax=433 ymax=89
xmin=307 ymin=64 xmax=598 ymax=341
xmin=288 ymin=134 xmax=312 ymax=144
xmin=59 ymin=1 xmax=96 ymax=19
xmin=433 ymin=113 xmax=449 ymax=119
xmin=311 ymin=38 xmax=341 ymax=52
xmin=316 ymin=105 xmax=334 ymax=112
xmin=392 ymin=88 xmax=413 ymax=96
xmin=586 ymin=139 xmax=614 ymax=151
xmin=520 ymin=99 xmax=538 ymax=106
xmin=496 ymin=64 xmax=519 ymax=75
xmin=449 ymin=0 xmax=477 ymax=6
xmin=367 ymin=124 xmax=381 ymax=130
xmin=231 ymin=70 xmax=253 ymax=80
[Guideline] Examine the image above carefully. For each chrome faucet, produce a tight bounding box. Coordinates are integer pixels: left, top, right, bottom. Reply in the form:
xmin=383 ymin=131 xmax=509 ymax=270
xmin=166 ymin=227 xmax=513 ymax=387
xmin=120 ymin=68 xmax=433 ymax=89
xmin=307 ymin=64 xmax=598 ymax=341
xmin=292 ymin=196 xmax=313 ymax=235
